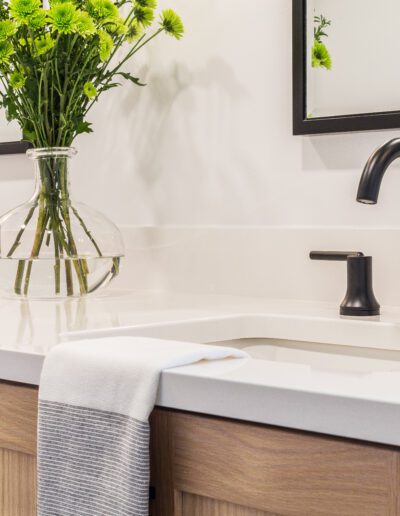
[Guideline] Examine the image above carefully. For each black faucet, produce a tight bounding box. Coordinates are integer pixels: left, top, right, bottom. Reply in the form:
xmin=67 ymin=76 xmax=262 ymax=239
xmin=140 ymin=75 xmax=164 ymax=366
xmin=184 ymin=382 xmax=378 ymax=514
xmin=310 ymin=251 xmax=380 ymax=316
xmin=357 ymin=138 xmax=400 ymax=204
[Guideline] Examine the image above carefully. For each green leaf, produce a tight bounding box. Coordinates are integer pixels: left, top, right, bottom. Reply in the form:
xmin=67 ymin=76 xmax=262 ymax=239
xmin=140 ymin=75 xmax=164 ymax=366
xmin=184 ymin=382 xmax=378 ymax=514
xmin=22 ymin=127 xmax=36 ymax=142
xmin=101 ymin=82 xmax=121 ymax=92
xmin=75 ymin=121 xmax=93 ymax=135
xmin=22 ymin=120 xmax=36 ymax=143
xmin=3 ymin=97 xmax=18 ymax=122
xmin=116 ymin=71 xmax=146 ymax=86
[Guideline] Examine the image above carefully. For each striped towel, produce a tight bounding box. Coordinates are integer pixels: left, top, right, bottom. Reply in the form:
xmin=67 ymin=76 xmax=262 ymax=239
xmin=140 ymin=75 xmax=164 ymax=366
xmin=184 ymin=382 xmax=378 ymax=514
xmin=38 ymin=336 xmax=248 ymax=516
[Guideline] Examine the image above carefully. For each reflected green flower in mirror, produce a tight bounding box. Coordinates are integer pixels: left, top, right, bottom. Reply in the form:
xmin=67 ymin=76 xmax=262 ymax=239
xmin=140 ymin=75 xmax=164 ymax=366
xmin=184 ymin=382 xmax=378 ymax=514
xmin=312 ymin=13 xmax=332 ymax=71
xmin=312 ymin=41 xmax=332 ymax=70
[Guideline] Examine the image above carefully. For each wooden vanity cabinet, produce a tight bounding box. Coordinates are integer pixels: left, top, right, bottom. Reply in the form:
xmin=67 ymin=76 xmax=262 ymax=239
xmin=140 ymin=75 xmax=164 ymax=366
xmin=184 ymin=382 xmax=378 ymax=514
xmin=150 ymin=410 xmax=400 ymax=516
xmin=1 ymin=380 xmax=400 ymax=516
xmin=0 ymin=382 xmax=38 ymax=516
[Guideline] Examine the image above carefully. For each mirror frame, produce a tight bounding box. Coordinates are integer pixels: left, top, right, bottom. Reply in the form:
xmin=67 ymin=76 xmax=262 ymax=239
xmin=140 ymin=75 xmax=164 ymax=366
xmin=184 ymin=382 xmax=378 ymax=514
xmin=0 ymin=141 xmax=31 ymax=154
xmin=292 ymin=0 xmax=400 ymax=135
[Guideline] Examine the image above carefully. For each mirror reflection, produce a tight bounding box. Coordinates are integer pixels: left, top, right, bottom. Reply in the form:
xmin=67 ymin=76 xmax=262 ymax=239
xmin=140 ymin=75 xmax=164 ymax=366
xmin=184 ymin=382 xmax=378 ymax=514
xmin=0 ymin=102 xmax=22 ymax=143
xmin=0 ymin=77 xmax=22 ymax=143
xmin=306 ymin=0 xmax=400 ymax=118
xmin=0 ymin=117 xmax=22 ymax=142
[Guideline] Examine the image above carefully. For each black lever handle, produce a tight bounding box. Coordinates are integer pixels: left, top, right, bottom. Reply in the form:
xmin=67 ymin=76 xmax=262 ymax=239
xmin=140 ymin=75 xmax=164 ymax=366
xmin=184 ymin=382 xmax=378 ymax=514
xmin=310 ymin=251 xmax=364 ymax=262
xmin=310 ymin=251 xmax=380 ymax=316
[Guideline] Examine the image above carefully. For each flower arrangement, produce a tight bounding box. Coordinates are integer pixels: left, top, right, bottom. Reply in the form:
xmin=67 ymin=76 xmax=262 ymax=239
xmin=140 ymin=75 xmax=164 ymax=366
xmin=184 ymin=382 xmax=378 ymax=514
xmin=0 ymin=0 xmax=184 ymax=146
xmin=312 ymin=14 xmax=332 ymax=71
xmin=0 ymin=0 xmax=183 ymax=297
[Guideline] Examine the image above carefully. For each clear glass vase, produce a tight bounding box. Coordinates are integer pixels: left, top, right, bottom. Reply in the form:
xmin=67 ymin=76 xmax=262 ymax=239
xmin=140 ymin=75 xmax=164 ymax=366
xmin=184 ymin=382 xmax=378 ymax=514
xmin=0 ymin=147 xmax=124 ymax=299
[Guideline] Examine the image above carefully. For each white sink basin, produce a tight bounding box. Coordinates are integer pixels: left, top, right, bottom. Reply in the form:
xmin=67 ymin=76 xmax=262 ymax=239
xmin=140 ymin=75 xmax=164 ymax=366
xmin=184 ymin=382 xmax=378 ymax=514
xmin=207 ymin=337 xmax=400 ymax=374
xmin=64 ymin=311 xmax=400 ymax=353
xmin=63 ymin=312 xmax=400 ymax=377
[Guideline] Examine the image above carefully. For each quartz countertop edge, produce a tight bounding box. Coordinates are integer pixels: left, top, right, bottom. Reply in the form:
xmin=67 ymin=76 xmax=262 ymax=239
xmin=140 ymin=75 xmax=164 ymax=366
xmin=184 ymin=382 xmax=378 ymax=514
xmin=2 ymin=290 xmax=400 ymax=447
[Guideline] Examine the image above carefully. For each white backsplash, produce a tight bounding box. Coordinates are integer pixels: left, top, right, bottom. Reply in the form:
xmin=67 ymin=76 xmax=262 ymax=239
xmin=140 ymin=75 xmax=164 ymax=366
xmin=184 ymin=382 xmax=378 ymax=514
xmin=116 ymin=226 xmax=400 ymax=307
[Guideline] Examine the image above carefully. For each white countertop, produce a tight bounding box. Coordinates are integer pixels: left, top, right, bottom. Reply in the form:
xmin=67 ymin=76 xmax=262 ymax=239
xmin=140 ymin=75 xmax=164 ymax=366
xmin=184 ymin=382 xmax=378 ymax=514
xmin=2 ymin=289 xmax=400 ymax=446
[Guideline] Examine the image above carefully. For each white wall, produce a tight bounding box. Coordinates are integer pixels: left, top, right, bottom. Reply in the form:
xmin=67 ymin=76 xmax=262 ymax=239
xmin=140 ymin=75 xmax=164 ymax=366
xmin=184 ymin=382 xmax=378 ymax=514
xmin=2 ymin=0 xmax=400 ymax=303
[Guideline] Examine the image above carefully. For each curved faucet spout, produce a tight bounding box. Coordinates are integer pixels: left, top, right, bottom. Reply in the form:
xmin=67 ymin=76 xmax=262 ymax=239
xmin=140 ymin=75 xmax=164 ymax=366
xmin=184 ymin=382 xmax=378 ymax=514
xmin=357 ymin=138 xmax=400 ymax=204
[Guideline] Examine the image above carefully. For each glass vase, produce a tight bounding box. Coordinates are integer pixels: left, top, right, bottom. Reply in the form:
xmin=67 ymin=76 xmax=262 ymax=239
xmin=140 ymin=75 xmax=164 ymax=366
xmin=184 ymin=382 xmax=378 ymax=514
xmin=0 ymin=147 xmax=124 ymax=298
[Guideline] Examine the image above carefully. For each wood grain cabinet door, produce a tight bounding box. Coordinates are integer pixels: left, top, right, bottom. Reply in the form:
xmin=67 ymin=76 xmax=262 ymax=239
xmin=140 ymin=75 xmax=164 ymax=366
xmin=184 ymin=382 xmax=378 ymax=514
xmin=0 ymin=382 xmax=38 ymax=516
xmin=150 ymin=410 xmax=400 ymax=516
xmin=1 ymin=381 xmax=400 ymax=516
xmin=178 ymin=493 xmax=276 ymax=516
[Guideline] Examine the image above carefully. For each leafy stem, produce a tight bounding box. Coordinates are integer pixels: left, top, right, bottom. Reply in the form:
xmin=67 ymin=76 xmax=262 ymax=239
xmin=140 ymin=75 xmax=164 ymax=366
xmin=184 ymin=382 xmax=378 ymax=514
xmin=314 ymin=14 xmax=331 ymax=43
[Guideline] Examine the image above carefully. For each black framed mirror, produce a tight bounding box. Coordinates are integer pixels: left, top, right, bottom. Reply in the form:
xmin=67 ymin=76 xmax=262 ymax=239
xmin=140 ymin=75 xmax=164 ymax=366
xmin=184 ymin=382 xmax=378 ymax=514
xmin=0 ymin=104 xmax=31 ymax=153
xmin=293 ymin=0 xmax=400 ymax=135
xmin=0 ymin=93 xmax=30 ymax=154
xmin=0 ymin=141 xmax=31 ymax=154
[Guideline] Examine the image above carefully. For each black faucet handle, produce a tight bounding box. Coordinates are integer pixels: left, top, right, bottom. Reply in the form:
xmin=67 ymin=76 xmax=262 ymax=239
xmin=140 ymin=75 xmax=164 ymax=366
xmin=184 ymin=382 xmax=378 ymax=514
xmin=310 ymin=251 xmax=364 ymax=262
xmin=310 ymin=251 xmax=380 ymax=317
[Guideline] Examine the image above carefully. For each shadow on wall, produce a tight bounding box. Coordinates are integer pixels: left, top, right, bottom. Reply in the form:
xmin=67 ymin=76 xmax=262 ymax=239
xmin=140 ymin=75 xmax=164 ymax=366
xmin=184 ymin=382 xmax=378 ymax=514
xmin=301 ymin=131 xmax=400 ymax=172
xmin=127 ymin=57 xmax=264 ymax=224
xmin=127 ymin=61 xmax=192 ymax=183
xmin=75 ymin=51 xmax=268 ymax=225
xmin=127 ymin=57 xmax=247 ymax=184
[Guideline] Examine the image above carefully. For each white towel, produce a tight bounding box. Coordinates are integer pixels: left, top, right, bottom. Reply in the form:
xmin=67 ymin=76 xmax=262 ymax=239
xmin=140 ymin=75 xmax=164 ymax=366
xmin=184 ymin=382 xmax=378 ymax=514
xmin=38 ymin=336 xmax=248 ymax=516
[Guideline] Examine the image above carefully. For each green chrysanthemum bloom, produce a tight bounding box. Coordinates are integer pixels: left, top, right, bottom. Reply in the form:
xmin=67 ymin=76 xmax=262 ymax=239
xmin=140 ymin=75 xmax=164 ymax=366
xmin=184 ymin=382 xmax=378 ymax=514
xmin=48 ymin=2 xmax=79 ymax=34
xmin=86 ymin=0 xmax=118 ymax=20
xmin=0 ymin=41 xmax=14 ymax=65
xmin=101 ymin=16 xmax=126 ymax=35
xmin=125 ymin=18 xmax=141 ymax=42
xmin=133 ymin=5 xmax=153 ymax=27
xmin=50 ymin=0 xmax=76 ymax=6
xmin=312 ymin=41 xmax=332 ymax=70
xmin=134 ymin=0 xmax=156 ymax=8
xmin=9 ymin=70 xmax=26 ymax=89
xmin=26 ymin=8 xmax=46 ymax=29
xmin=83 ymin=81 xmax=97 ymax=98
xmin=160 ymin=9 xmax=183 ymax=39
xmin=9 ymin=0 xmax=41 ymax=23
xmin=75 ymin=11 xmax=96 ymax=36
xmin=98 ymin=29 xmax=113 ymax=61
xmin=0 ymin=20 xmax=18 ymax=41
xmin=34 ymin=33 xmax=55 ymax=55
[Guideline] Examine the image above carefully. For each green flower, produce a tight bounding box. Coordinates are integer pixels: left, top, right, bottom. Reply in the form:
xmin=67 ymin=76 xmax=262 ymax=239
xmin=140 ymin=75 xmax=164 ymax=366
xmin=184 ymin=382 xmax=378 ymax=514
xmin=0 ymin=20 xmax=18 ymax=41
xmin=133 ymin=5 xmax=153 ymax=27
xmin=34 ymin=33 xmax=55 ymax=55
xmin=134 ymin=0 xmax=156 ymax=8
xmin=26 ymin=8 xmax=47 ymax=29
xmin=83 ymin=81 xmax=97 ymax=98
xmin=125 ymin=19 xmax=141 ymax=42
xmin=9 ymin=0 xmax=41 ymax=23
xmin=312 ymin=41 xmax=332 ymax=70
xmin=48 ymin=2 xmax=79 ymax=34
xmin=86 ymin=0 xmax=118 ymax=20
xmin=0 ymin=40 xmax=14 ymax=64
xmin=160 ymin=9 xmax=183 ymax=39
xmin=101 ymin=16 xmax=126 ymax=35
xmin=50 ymin=0 xmax=77 ymax=5
xmin=98 ymin=29 xmax=112 ymax=61
xmin=75 ymin=11 xmax=96 ymax=36
xmin=9 ymin=70 xmax=26 ymax=89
